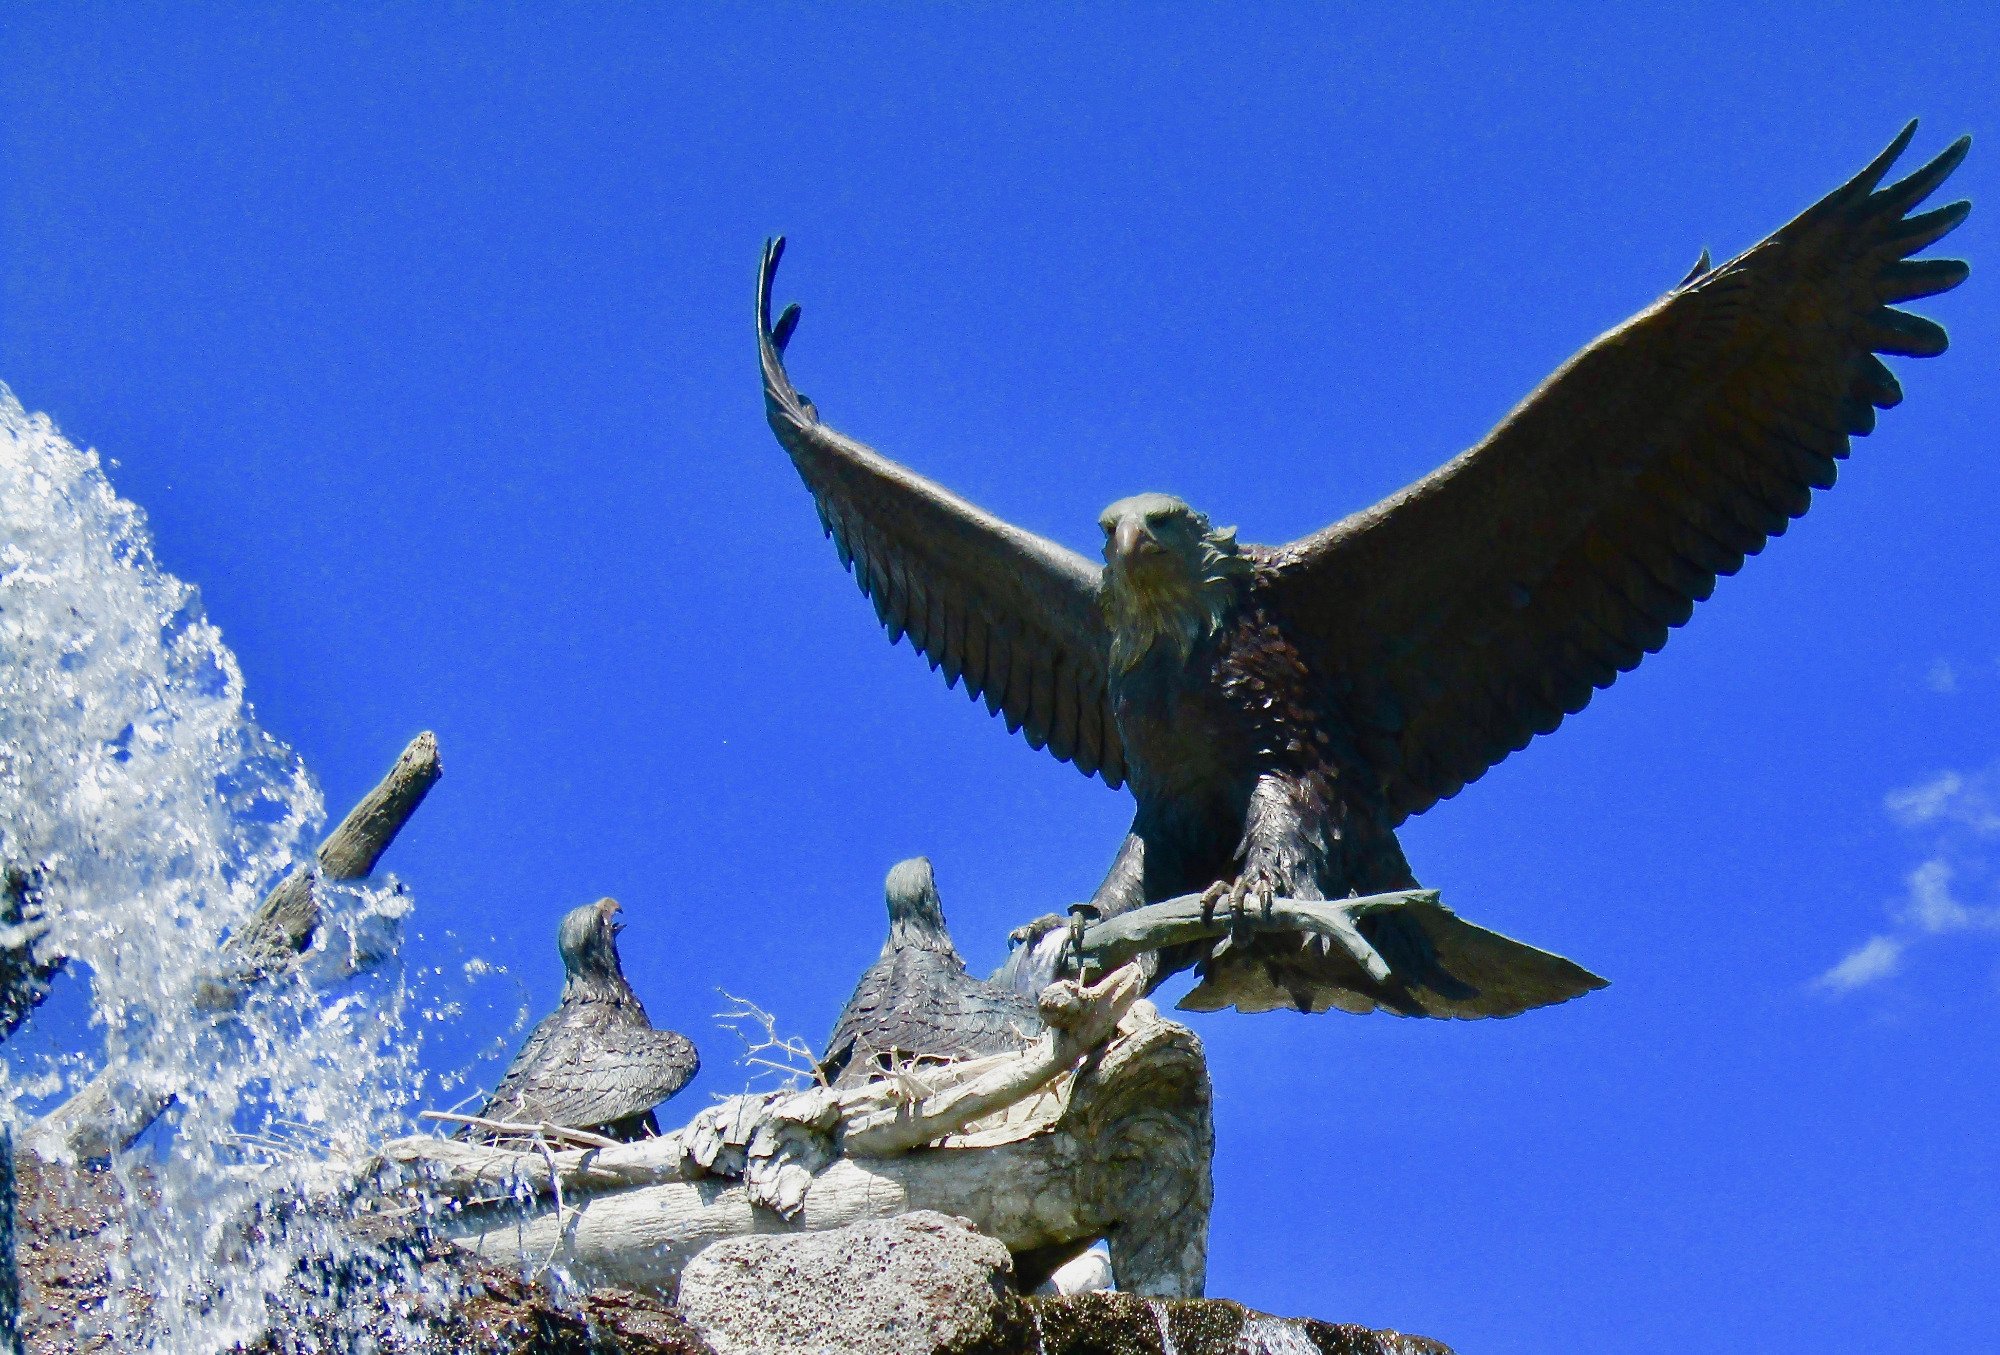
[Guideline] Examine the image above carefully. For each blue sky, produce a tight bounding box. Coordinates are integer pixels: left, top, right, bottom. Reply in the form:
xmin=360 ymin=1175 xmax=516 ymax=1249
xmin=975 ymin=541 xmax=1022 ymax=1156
xmin=3 ymin=6 xmax=1996 ymax=1351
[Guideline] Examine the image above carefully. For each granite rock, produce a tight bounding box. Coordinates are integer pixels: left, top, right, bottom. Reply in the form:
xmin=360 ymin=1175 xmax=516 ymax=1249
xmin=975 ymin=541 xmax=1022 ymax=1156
xmin=676 ymin=1210 xmax=1033 ymax=1355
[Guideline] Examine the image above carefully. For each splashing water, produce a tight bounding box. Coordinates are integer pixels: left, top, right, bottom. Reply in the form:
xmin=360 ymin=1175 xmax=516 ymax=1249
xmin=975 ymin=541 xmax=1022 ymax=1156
xmin=0 ymin=385 xmax=425 ymax=1349
xmin=1235 ymin=1315 xmax=1322 ymax=1354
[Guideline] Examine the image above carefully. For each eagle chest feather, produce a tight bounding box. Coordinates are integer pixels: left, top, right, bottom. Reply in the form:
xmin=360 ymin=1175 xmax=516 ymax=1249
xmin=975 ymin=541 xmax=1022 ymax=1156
xmin=1115 ymin=602 xmax=1351 ymax=806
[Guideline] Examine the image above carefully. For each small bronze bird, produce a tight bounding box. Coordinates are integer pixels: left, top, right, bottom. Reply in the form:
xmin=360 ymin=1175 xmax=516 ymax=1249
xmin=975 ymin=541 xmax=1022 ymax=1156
xmin=475 ymin=898 xmax=698 ymax=1141
xmin=821 ymin=858 xmax=1043 ymax=1089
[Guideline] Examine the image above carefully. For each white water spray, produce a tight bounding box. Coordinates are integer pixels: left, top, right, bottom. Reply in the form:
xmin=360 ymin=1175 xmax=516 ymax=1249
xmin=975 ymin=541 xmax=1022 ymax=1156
xmin=0 ymin=385 xmax=425 ymax=1349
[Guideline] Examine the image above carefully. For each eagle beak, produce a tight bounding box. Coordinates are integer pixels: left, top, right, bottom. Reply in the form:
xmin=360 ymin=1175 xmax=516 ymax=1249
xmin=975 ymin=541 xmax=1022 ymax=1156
xmin=1112 ymin=518 xmax=1147 ymax=564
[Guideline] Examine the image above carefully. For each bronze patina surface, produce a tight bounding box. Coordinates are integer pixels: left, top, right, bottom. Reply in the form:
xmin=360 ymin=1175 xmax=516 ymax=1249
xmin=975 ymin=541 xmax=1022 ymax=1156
xmin=756 ymin=124 xmax=1970 ymax=1017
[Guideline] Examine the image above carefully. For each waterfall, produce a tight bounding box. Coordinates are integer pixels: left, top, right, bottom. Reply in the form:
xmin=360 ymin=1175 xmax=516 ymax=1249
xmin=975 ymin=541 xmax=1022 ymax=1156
xmin=1236 ymin=1315 xmax=1325 ymax=1354
xmin=0 ymin=386 xmax=427 ymax=1350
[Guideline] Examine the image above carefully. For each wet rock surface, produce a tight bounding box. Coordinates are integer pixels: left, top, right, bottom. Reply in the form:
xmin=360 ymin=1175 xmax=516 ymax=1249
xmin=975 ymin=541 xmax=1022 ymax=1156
xmin=16 ymin=1156 xmax=713 ymax=1355
xmin=16 ymin=1152 xmax=153 ymax=1354
xmin=250 ymin=1247 xmax=715 ymax=1355
xmin=16 ymin=1163 xmax=1449 ymax=1354
xmin=1031 ymin=1292 xmax=1452 ymax=1354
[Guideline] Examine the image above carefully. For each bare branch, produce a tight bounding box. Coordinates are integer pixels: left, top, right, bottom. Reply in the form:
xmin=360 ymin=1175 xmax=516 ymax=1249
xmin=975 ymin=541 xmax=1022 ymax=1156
xmin=416 ymin=1110 xmax=620 ymax=1151
xmin=712 ymin=988 xmax=828 ymax=1092
xmin=1074 ymin=889 xmax=1430 ymax=982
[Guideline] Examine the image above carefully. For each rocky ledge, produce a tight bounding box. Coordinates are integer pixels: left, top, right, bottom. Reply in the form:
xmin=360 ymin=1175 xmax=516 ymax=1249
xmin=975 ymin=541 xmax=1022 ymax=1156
xmin=17 ymin=1163 xmax=1449 ymax=1355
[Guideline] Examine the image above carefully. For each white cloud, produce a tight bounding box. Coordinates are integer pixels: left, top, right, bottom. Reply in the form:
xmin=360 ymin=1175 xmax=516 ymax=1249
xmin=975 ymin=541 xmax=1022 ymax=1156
xmin=1883 ymin=767 xmax=2000 ymax=836
xmin=1886 ymin=771 xmax=1965 ymax=827
xmin=1928 ymin=658 xmax=1959 ymax=693
xmin=1898 ymin=860 xmax=2000 ymax=935
xmin=1820 ymin=761 xmax=2000 ymax=997
xmin=1816 ymin=935 xmax=1906 ymax=991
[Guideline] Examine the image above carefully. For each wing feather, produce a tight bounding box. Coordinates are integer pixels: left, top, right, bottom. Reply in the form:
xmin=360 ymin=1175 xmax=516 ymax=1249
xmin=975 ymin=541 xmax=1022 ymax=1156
xmin=480 ymin=998 xmax=698 ymax=1133
xmin=962 ymin=607 xmax=991 ymax=696
xmin=1262 ymin=125 xmax=1969 ymax=823
xmin=758 ymin=239 xmax=1124 ymax=785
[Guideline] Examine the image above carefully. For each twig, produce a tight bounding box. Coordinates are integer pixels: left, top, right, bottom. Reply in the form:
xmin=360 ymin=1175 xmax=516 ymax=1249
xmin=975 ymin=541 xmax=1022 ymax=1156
xmin=532 ymin=1134 xmax=567 ymax=1279
xmin=440 ymin=1087 xmax=489 ymax=1118
xmin=713 ymin=988 xmax=828 ymax=1091
xmin=416 ymin=1110 xmax=620 ymax=1151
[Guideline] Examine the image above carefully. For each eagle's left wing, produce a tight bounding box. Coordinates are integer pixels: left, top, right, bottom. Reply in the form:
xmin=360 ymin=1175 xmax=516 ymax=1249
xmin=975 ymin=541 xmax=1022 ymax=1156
xmin=1260 ymin=124 xmax=1970 ymax=825
xmin=758 ymin=240 xmax=1126 ymax=786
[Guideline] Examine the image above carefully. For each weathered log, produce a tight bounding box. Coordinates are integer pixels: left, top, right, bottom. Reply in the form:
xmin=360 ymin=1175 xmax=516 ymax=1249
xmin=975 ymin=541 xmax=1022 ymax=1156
xmin=28 ymin=733 xmax=441 ymax=1162
xmin=201 ymin=730 xmax=443 ymax=1004
xmin=384 ymin=1131 xmax=702 ymax=1203
xmin=437 ymin=1009 xmax=1210 ymax=1298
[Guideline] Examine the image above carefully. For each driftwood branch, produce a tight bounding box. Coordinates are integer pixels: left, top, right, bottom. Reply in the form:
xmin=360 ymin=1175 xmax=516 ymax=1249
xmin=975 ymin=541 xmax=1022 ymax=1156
xmin=201 ymin=730 xmax=443 ymax=1004
xmin=28 ymin=733 xmax=441 ymax=1162
xmin=380 ymin=967 xmax=1213 ymax=1296
xmin=1067 ymin=885 xmax=1607 ymax=1020
xmin=1076 ymin=888 xmax=1430 ymax=982
xmin=380 ymin=1131 xmax=702 ymax=1203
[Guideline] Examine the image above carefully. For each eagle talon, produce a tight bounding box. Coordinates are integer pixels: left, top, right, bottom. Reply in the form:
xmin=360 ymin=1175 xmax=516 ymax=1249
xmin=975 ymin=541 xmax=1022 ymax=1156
xmin=1228 ymin=879 xmax=1252 ymax=935
xmin=1063 ymin=902 xmax=1101 ymax=977
xmin=1199 ymin=871 xmax=1283 ymax=969
xmin=1198 ymin=880 xmax=1229 ymax=929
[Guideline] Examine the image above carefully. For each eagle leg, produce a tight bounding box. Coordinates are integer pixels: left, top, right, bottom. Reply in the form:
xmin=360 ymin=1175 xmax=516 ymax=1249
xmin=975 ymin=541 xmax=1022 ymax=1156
xmin=1198 ymin=867 xmax=1279 ymax=960
xmin=1063 ymin=902 xmax=1103 ymax=976
xmin=1205 ymin=773 xmax=1337 ymax=959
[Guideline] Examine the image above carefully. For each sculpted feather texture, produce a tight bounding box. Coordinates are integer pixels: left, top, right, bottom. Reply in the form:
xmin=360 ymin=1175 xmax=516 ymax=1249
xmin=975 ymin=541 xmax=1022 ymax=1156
xmin=1097 ymin=494 xmax=1254 ymax=676
xmin=756 ymin=123 xmax=1971 ymax=1015
xmin=821 ymin=858 xmax=1043 ymax=1089
xmin=473 ymin=898 xmax=699 ymax=1141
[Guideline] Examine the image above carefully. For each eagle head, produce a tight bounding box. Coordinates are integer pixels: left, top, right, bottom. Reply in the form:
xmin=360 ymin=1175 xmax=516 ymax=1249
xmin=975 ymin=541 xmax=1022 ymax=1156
xmin=557 ymin=897 xmax=629 ymax=994
xmin=1098 ymin=493 xmax=1250 ymax=673
xmin=883 ymin=856 xmax=954 ymax=955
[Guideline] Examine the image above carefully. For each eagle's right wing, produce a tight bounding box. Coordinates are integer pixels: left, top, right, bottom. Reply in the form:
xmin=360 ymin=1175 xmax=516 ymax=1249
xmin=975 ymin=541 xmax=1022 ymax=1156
xmin=758 ymin=240 xmax=1126 ymax=787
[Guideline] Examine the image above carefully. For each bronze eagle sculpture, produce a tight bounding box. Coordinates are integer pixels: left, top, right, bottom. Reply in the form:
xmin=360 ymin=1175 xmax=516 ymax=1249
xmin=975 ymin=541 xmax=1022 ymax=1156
xmin=473 ymin=898 xmax=698 ymax=1141
xmin=756 ymin=124 xmax=1970 ymax=1016
xmin=820 ymin=857 xmax=1042 ymax=1089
